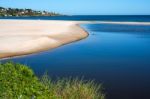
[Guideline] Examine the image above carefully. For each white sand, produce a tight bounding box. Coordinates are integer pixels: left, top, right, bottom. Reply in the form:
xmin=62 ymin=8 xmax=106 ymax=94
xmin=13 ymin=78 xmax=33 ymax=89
xmin=1 ymin=20 xmax=149 ymax=59
xmin=94 ymin=21 xmax=150 ymax=25
xmin=0 ymin=20 xmax=88 ymax=59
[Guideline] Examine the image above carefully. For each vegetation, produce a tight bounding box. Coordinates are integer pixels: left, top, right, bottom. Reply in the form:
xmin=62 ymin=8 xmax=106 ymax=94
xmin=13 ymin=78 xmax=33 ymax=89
xmin=0 ymin=7 xmax=61 ymax=17
xmin=0 ymin=62 xmax=105 ymax=99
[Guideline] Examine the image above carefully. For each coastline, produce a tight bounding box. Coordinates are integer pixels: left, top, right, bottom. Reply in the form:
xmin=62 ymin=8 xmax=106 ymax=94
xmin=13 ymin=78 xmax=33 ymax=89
xmin=93 ymin=21 xmax=150 ymax=25
xmin=0 ymin=20 xmax=89 ymax=59
xmin=1 ymin=19 xmax=150 ymax=60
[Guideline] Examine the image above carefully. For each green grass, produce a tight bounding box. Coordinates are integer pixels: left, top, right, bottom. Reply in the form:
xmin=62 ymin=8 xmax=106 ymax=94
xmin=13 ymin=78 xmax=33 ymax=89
xmin=0 ymin=62 xmax=105 ymax=99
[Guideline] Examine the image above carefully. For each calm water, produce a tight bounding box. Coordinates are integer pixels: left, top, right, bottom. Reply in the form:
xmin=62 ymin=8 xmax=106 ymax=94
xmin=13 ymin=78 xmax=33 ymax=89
xmin=1 ymin=15 xmax=150 ymax=22
xmin=1 ymin=16 xmax=150 ymax=99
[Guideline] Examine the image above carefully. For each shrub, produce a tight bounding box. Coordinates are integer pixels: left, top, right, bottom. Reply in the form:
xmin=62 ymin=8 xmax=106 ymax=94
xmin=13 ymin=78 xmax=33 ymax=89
xmin=0 ymin=62 xmax=105 ymax=99
xmin=0 ymin=62 xmax=50 ymax=98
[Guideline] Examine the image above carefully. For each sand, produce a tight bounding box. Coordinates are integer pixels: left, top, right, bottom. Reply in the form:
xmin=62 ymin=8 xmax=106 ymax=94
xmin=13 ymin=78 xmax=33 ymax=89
xmin=94 ymin=21 xmax=150 ymax=25
xmin=1 ymin=20 xmax=149 ymax=59
xmin=0 ymin=20 xmax=88 ymax=59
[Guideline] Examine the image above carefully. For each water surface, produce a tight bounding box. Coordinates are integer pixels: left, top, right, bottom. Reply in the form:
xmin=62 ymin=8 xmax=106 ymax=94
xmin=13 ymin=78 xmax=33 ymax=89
xmin=1 ymin=15 xmax=150 ymax=22
xmin=1 ymin=16 xmax=150 ymax=99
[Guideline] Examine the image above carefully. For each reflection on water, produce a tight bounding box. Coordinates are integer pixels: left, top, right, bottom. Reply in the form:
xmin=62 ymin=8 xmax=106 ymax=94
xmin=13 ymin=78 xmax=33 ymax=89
xmin=1 ymin=24 xmax=150 ymax=99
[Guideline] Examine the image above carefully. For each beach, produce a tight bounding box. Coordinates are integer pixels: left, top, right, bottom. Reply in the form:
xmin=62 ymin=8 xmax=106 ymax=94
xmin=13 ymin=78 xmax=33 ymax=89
xmin=1 ymin=19 xmax=150 ymax=59
xmin=0 ymin=20 xmax=88 ymax=59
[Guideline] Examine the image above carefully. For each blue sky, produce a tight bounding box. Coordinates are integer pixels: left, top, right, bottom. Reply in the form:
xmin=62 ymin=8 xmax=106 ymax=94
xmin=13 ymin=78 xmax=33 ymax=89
xmin=0 ymin=0 xmax=150 ymax=15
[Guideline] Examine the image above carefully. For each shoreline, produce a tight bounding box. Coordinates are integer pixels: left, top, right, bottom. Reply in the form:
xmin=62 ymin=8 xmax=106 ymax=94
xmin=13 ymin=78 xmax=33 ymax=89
xmin=1 ymin=20 xmax=150 ymax=60
xmin=0 ymin=37 xmax=86 ymax=61
xmin=95 ymin=21 xmax=150 ymax=25
xmin=0 ymin=20 xmax=89 ymax=59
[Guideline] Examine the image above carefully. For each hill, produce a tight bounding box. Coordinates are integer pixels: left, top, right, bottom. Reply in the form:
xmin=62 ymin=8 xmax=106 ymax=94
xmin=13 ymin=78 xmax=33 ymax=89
xmin=0 ymin=7 xmax=61 ymax=17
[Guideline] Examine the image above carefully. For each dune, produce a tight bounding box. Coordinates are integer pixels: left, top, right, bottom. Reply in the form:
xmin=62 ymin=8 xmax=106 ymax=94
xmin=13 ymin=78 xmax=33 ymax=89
xmin=0 ymin=20 xmax=88 ymax=59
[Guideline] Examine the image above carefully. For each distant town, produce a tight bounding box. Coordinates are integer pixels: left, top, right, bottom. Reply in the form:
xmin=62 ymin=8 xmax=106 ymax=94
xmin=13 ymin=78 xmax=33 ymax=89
xmin=0 ymin=7 xmax=61 ymax=17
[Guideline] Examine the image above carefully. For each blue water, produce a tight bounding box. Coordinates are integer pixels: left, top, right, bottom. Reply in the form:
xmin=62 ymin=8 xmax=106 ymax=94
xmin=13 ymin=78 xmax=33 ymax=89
xmin=1 ymin=16 xmax=150 ymax=99
xmin=1 ymin=15 xmax=150 ymax=22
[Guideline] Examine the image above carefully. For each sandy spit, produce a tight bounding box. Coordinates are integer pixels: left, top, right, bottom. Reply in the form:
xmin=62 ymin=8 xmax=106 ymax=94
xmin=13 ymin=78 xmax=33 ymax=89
xmin=0 ymin=20 xmax=88 ymax=59
xmin=1 ymin=20 xmax=149 ymax=59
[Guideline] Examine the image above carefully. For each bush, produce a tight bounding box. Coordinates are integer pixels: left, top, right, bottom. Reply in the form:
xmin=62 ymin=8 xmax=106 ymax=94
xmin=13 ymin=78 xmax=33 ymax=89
xmin=0 ymin=62 xmax=105 ymax=99
xmin=0 ymin=62 xmax=50 ymax=98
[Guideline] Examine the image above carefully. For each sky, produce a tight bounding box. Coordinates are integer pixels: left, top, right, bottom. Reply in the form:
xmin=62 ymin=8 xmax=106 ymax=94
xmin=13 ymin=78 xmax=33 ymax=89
xmin=0 ymin=0 xmax=150 ymax=15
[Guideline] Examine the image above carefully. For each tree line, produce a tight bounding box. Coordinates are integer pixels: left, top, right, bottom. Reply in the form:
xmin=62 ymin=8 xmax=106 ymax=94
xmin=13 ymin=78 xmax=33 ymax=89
xmin=0 ymin=7 xmax=61 ymax=17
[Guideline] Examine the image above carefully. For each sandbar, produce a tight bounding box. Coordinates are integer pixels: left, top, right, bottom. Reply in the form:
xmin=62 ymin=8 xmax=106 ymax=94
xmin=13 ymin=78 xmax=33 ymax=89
xmin=0 ymin=20 xmax=88 ymax=59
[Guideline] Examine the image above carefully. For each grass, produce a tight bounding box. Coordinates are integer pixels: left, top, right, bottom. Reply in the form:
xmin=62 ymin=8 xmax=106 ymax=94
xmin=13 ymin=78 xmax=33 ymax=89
xmin=0 ymin=62 xmax=105 ymax=99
